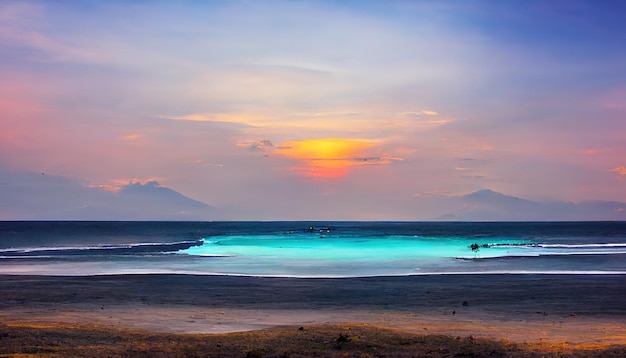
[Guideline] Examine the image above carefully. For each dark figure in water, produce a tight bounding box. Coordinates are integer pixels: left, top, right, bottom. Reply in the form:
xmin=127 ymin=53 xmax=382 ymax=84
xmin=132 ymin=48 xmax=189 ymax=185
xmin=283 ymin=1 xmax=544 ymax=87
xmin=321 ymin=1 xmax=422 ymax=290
xmin=470 ymin=243 xmax=480 ymax=258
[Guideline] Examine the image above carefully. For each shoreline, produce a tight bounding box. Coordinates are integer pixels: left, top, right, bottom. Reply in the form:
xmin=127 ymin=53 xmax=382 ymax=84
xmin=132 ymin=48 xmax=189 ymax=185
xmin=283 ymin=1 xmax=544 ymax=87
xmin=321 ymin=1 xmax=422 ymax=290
xmin=4 ymin=270 xmax=626 ymax=277
xmin=1 ymin=273 xmax=625 ymax=349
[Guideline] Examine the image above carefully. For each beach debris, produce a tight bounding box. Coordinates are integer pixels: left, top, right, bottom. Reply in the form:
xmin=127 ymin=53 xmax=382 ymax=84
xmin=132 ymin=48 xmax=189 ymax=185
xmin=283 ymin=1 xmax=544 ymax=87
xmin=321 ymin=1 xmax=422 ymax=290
xmin=334 ymin=333 xmax=356 ymax=349
xmin=298 ymin=326 xmax=304 ymax=331
xmin=336 ymin=333 xmax=351 ymax=344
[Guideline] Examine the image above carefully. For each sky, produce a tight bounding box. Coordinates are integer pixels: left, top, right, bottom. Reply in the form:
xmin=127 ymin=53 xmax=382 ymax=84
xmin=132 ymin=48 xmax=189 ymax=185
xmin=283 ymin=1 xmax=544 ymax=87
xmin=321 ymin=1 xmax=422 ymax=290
xmin=1 ymin=0 xmax=626 ymax=220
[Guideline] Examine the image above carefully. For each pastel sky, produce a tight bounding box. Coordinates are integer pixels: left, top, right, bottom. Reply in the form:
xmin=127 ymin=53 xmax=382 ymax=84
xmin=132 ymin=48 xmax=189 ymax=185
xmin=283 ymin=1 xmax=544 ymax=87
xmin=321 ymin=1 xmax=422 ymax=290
xmin=1 ymin=0 xmax=626 ymax=220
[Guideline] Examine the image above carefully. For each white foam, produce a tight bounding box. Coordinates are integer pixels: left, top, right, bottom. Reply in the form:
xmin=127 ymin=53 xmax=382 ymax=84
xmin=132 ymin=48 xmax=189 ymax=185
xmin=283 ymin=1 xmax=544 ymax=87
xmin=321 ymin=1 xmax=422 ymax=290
xmin=538 ymin=243 xmax=626 ymax=248
xmin=0 ymin=240 xmax=203 ymax=254
xmin=1 ymin=269 xmax=625 ymax=278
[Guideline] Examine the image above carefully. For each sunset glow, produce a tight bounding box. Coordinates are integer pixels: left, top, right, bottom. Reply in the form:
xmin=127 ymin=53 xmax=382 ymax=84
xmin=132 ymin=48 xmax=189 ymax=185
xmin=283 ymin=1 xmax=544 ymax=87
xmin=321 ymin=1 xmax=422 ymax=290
xmin=1 ymin=0 xmax=625 ymax=219
xmin=278 ymin=138 xmax=380 ymax=179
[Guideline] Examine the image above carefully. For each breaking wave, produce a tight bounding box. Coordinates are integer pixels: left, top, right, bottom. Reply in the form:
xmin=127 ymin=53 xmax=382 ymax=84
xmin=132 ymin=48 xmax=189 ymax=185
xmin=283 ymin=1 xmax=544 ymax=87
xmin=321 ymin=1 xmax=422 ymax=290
xmin=0 ymin=239 xmax=204 ymax=258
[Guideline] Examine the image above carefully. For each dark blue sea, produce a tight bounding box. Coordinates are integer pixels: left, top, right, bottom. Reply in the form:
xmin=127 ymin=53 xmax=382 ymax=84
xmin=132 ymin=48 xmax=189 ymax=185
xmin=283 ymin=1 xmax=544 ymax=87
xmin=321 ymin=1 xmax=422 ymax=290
xmin=1 ymin=221 xmax=625 ymax=277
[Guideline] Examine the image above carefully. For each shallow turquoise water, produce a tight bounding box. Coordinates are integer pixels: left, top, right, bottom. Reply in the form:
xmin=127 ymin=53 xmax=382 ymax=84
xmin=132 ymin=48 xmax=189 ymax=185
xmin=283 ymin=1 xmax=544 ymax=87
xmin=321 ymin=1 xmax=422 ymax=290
xmin=183 ymin=234 xmax=529 ymax=260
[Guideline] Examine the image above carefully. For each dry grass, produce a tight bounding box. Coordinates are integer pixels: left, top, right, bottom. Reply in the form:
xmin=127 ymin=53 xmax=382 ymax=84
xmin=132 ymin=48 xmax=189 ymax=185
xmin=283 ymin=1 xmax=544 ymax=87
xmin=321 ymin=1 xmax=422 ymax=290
xmin=2 ymin=322 xmax=626 ymax=357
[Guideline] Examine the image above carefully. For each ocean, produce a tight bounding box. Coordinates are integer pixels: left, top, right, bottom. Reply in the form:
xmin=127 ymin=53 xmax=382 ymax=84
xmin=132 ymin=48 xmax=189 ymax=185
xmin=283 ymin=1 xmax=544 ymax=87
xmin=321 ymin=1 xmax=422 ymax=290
xmin=1 ymin=221 xmax=626 ymax=277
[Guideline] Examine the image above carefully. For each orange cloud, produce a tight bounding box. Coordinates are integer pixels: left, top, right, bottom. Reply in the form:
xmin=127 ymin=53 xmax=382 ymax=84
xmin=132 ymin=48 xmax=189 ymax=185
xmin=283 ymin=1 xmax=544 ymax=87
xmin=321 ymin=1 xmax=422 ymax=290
xmin=277 ymin=138 xmax=393 ymax=179
xmin=120 ymin=134 xmax=141 ymax=141
xmin=612 ymin=166 xmax=626 ymax=175
xmin=423 ymin=190 xmax=452 ymax=196
xmin=111 ymin=177 xmax=167 ymax=187
xmin=87 ymin=184 xmax=121 ymax=192
xmin=86 ymin=178 xmax=169 ymax=193
xmin=579 ymin=149 xmax=604 ymax=155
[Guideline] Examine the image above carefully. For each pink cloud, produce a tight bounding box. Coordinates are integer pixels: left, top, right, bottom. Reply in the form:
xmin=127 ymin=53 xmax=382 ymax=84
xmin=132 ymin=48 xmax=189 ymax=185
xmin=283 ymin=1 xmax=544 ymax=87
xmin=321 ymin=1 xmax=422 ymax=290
xmin=612 ymin=166 xmax=626 ymax=175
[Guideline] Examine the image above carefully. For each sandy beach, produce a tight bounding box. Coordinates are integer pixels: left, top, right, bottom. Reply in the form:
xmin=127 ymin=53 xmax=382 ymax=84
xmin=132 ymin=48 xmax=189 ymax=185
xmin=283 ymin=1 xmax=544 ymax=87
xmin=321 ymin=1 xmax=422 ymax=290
xmin=1 ymin=274 xmax=626 ymax=356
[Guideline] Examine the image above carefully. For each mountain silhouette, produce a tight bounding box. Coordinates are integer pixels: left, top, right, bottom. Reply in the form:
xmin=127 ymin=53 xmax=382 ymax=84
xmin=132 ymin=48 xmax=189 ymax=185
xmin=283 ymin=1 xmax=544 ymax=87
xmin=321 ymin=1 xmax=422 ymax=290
xmin=0 ymin=169 xmax=215 ymax=221
xmin=433 ymin=190 xmax=626 ymax=221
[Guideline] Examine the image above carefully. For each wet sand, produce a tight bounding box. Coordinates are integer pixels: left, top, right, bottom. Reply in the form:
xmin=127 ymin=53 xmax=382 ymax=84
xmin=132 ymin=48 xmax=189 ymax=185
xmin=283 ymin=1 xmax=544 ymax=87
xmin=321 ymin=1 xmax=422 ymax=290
xmin=1 ymin=274 xmax=626 ymax=349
